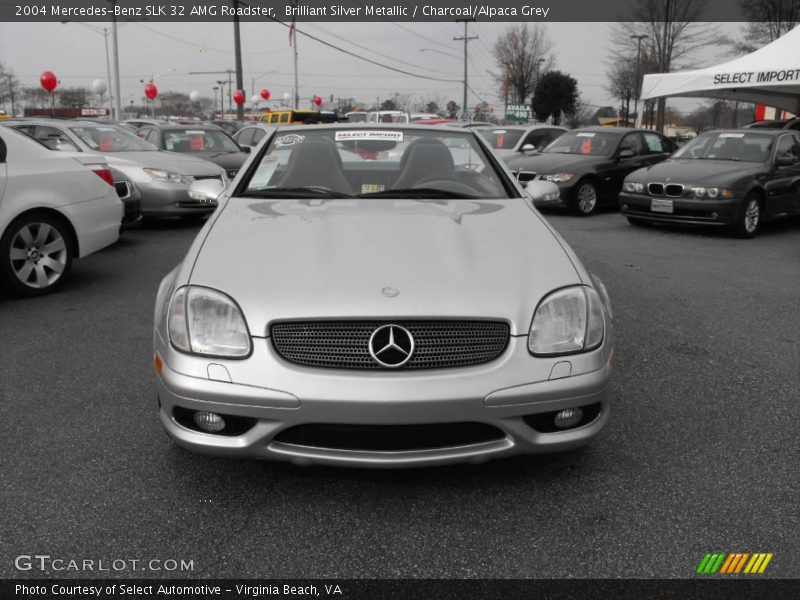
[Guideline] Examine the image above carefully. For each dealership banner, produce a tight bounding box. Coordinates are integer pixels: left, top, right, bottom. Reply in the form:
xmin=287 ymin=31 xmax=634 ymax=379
xmin=0 ymin=0 xmax=767 ymax=22
xmin=2 ymin=579 xmax=798 ymax=599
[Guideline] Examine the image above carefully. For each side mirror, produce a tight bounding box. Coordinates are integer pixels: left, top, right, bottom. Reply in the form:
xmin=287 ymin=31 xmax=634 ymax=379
xmin=618 ymin=149 xmax=635 ymax=159
xmin=188 ymin=178 xmax=224 ymax=203
xmin=775 ymin=155 xmax=795 ymax=167
xmin=240 ymin=145 xmax=251 ymax=154
xmin=520 ymin=143 xmax=536 ymax=153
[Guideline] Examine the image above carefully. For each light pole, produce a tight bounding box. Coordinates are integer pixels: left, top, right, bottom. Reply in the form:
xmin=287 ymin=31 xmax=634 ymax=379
xmin=631 ymin=34 xmax=648 ymax=128
xmin=454 ymin=19 xmax=477 ymax=119
xmin=533 ymin=58 xmax=545 ymax=122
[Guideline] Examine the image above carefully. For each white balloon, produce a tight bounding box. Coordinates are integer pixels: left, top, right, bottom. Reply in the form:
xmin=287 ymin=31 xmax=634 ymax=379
xmin=189 ymin=90 xmax=200 ymax=102
xmin=92 ymin=79 xmax=107 ymax=95
xmin=282 ymin=92 xmax=290 ymax=100
xmin=251 ymin=94 xmax=260 ymax=104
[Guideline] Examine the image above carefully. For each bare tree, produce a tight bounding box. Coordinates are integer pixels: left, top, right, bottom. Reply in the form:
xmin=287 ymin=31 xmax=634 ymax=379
xmin=0 ymin=61 xmax=19 ymax=116
xmin=609 ymin=0 xmax=723 ymax=131
xmin=738 ymin=0 xmax=800 ymax=51
xmin=493 ymin=24 xmax=554 ymax=107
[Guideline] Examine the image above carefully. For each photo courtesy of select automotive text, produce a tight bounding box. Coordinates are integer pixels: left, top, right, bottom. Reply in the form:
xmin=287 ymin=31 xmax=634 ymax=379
xmin=1 ymin=0 xmax=798 ymax=598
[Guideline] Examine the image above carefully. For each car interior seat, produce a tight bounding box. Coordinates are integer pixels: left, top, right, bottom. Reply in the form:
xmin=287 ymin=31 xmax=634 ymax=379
xmin=276 ymin=138 xmax=354 ymax=195
xmin=393 ymin=138 xmax=457 ymax=189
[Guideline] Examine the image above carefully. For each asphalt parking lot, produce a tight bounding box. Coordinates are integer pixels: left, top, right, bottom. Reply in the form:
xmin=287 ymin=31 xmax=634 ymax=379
xmin=2 ymin=210 xmax=799 ymax=579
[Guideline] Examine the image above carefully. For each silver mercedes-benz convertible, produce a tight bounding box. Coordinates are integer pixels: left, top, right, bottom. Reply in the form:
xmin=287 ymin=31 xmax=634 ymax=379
xmin=153 ymin=124 xmax=614 ymax=468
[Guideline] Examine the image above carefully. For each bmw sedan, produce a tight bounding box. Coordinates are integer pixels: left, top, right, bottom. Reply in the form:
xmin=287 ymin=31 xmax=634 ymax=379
xmin=505 ymin=127 xmax=675 ymax=216
xmin=620 ymin=129 xmax=800 ymax=237
xmin=153 ymin=124 xmax=615 ymax=467
xmin=0 ymin=127 xmax=122 ymax=295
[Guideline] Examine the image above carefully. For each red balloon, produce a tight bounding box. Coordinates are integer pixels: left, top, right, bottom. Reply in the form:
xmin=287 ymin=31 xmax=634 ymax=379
xmin=260 ymin=88 xmax=271 ymax=101
xmin=40 ymin=71 xmax=58 ymax=92
xmin=144 ymin=83 xmax=158 ymax=100
xmin=233 ymin=90 xmax=245 ymax=105
xmin=313 ymin=95 xmax=322 ymax=107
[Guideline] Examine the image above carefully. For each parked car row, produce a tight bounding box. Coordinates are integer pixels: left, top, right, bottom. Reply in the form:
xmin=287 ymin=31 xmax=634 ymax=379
xmin=489 ymin=123 xmax=800 ymax=237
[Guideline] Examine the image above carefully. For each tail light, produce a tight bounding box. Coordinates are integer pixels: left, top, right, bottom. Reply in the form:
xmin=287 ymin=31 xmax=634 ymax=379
xmin=90 ymin=166 xmax=115 ymax=187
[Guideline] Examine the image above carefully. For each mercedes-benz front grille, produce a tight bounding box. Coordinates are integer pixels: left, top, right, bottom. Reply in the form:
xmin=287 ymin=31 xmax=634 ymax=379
xmin=271 ymin=320 xmax=510 ymax=370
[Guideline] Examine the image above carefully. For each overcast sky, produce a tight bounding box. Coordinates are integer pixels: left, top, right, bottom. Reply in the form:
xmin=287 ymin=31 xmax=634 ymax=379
xmin=0 ymin=20 xmax=744 ymax=113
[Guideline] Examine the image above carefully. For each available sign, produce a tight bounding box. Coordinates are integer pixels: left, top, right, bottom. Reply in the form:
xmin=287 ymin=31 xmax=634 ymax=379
xmin=713 ymin=69 xmax=800 ymax=85
xmin=506 ymin=104 xmax=531 ymax=121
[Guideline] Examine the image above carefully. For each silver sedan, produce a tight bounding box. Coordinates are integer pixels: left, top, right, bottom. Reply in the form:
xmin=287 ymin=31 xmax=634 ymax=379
xmin=4 ymin=119 xmax=226 ymax=219
xmin=153 ymin=125 xmax=614 ymax=467
xmin=0 ymin=127 xmax=122 ymax=295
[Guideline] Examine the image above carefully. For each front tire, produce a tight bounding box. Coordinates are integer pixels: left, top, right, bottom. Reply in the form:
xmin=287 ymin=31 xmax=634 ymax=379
xmin=733 ymin=195 xmax=762 ymax=238
xmin=571 ymin=180 xmax=599 ymax=216
xmin=0 ymin=213 xmax=74 ymax=296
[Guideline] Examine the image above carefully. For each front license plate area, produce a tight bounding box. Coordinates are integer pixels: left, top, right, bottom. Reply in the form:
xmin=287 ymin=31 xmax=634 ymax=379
xmin=651 ymin=198 xmax=674 ymax=213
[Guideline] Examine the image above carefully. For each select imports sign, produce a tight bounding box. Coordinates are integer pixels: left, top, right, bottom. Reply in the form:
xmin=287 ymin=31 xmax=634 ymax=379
xmin=713 ymin=69 xmax=800 ymax=85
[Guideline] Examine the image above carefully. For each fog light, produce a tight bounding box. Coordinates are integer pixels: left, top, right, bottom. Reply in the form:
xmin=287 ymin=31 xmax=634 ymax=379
xmin=193 ymin=411 xmax=226 ymax=433
xmin=554 ymin=408 xmax=584 ymax=429
xmin=711 ymin=212 xmax=718 ymax=219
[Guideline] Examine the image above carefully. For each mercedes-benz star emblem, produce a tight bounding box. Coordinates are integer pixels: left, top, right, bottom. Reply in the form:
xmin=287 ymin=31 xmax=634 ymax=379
xmin=368 ymin=324 xmax=415 ymax=368
xmin=381 ymin=286 xmax=399 ymax=298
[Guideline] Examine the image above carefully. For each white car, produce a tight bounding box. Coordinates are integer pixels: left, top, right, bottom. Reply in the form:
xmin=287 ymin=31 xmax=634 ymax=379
xmin=0 ymin=127 xmax=123 ymax=295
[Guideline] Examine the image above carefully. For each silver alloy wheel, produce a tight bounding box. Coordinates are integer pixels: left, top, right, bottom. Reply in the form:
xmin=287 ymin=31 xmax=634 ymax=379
xmin=744 ymin=198 xmax=760 ymax=233
xmin=9 ymin=222 xmax=68 ymax=289
xmin=577 ymin=182 xmax=598 ymax=214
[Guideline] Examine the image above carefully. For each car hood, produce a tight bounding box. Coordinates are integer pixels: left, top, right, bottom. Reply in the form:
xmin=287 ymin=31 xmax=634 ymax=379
xmin=504 ymin=152 xmax=605 ymax=174
xmin=103 ymin=151 xmax=225 ymax=176
xmin=190 ymin=198 xmax=581 ymax=335
xmin=628 ymin=159 xmax=763 ymax=185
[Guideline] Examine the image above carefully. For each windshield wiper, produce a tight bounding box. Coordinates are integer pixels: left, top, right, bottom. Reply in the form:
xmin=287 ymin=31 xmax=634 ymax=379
xmin=359 ymin=188 xmax=477 ymax=199
xmin=240 ymin=186 xmax=352 ymax=198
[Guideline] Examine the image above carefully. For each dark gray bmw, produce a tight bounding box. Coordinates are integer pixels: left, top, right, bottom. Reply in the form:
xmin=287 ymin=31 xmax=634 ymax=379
xmin=620 ymin=129 xmax=800 ymax=237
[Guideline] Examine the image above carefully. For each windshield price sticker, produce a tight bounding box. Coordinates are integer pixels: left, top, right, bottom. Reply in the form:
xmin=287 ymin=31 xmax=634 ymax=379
xmin=335 ymin=131 xmax=404 ymax=142
xmin=186 ymin=130 xmax=206 ymax=135
xmin=576 ymin=132 xmax=596 ymax=137
xmin=719 ymin=133 xmax=745 ymax=138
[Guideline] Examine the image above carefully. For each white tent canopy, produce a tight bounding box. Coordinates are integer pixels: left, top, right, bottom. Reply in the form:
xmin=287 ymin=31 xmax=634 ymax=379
xmin=640 ymin=26 xmax=800 ymax=114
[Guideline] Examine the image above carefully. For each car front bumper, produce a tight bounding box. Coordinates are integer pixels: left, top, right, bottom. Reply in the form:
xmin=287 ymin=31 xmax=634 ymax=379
xmin=154 ymin=331 xmax=614 ymax=468
xmin=620 ymin=192 xmax=741 ymax=226
xmin=137 ymin=181 xmax=219 ymax=217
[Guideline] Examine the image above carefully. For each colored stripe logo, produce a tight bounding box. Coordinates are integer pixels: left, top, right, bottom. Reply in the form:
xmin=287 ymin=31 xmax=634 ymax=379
xmin=696 ymin=552 xmax=773 ymax=574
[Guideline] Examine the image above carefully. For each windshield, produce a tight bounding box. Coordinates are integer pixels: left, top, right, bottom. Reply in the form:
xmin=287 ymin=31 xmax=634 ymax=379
xmin=241 ymin=127 xmax=512 ymax=199
xmin=70 ymin=126 xmax=156 ymax=152
xmin=544 ymin=131 xmax=621 ymax=156
xmin=163 ymin=129 xmax=240 ymax=153
xmin=477 ymin=128 xmax=525 ymax=150
xmin=672 ymin=132 xmax=773 ymax=162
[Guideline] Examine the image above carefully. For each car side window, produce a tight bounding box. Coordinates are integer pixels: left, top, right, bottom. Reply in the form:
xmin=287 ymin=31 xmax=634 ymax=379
xmin=0 ymin=136 xmax=6 ymax=163
xmin=237 ymin=128 xmax=254 ymax=146
xmin=523 ymin=130 xmax=553 ymax=150
xmin=775 ymin=134 xmax=800 ymax=163
xmin=34 ymin=126 xmax=75 ymax=150
xmin=252 ymin=129 xmax=266 ymax=144
xmin=619 ymin=133 xmax=643 ymax=156
xmin=279 ymin=113 xmax=290 ymax=124
xmin=145 ymin=129 xmax=160 ymax=145
xmin=642 ymin=132 xmax=669 ymax=155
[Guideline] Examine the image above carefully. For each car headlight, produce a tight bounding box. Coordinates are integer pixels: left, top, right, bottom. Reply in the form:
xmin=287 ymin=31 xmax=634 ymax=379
xmin=143 ymin=168 xmax=195 ymax=185
xmin=623 ymin=181 xmax=644 ymax=193
xmin=690 ymin=186 xmax=733 ymax=199
xmin=544 ymin=173 xmax=575 ymax=183
xmin=529 ymin=286 xmax=605 ymax=356
xmin=167 ymin=286 xmax=251 ymax=358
